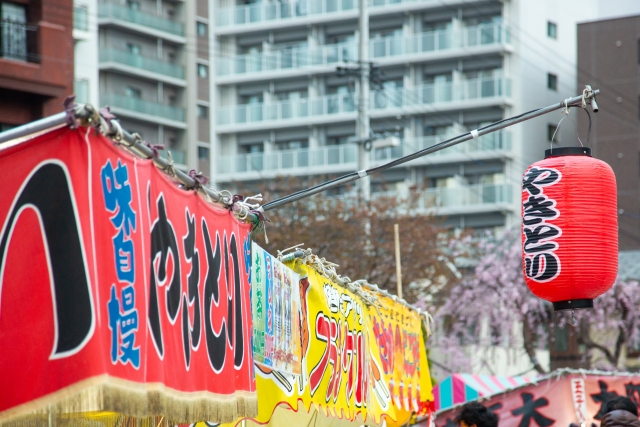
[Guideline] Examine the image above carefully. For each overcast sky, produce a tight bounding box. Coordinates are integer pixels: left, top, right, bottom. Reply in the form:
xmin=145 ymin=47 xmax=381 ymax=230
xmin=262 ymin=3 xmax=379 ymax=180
xmin=598 ymin=0 xmax=640 ymax=20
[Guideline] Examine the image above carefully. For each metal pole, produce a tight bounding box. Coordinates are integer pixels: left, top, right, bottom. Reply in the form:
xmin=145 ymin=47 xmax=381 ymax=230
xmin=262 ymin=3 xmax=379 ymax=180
xmin=357 ymin=0 xmax=370 ymax=201
xmin=0 ymin=106 xmax=258 ymax=223
xmin=394 ymin=223 xmax=402 ymax=299
xmin=262 ymin=88 xmax=599 ymax=211
xmin=0 ymin=112 xmax=67 ymax=144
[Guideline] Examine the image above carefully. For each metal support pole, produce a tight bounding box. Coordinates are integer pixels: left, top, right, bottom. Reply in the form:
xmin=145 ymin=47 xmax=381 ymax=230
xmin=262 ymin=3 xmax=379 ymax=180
xmin=262 ymin=88 xmax=599 ymax=211
xmin=0 ymin=106 xmax=258 ymax=223
xmin=357 ymin=0 xmax=370 ymax=201
xmin=394 ymin=223 xmax=403 ymax=299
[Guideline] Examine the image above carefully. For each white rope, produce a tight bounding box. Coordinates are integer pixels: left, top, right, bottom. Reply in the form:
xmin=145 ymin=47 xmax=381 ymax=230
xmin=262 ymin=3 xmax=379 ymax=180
xmin=278 ymin=247 xmax=434 ymax=320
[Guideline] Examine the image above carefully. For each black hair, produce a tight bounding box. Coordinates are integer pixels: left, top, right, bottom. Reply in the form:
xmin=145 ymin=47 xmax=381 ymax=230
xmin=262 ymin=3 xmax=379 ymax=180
xmin=604 ymin=397 xmax=638 ymax=416
xmin=454 ymin=402 xmax=499 ymax=427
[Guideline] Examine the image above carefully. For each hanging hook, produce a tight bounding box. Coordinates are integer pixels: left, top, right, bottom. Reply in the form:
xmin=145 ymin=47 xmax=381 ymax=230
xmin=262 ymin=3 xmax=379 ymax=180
xmin=570 ymin=310 xmax=578 ymax=326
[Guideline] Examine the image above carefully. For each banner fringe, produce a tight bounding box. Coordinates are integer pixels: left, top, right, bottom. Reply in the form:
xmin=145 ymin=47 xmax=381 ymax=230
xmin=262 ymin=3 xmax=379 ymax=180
xmin=0 ymin=376 xmax=258 ymax=427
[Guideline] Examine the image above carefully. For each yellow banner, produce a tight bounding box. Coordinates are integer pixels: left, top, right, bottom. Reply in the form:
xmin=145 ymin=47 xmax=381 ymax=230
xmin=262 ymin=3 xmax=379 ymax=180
xmin=252 ymin=261 xmax=432 ymax=427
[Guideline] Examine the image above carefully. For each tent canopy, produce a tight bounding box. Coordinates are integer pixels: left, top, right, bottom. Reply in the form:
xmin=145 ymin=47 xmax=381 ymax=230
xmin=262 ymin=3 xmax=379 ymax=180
xmin=433 ymin=374 xmax=534 ymax=412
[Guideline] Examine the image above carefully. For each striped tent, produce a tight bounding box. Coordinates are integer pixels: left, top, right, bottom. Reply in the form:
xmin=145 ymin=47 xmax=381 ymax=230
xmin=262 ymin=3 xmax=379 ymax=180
xmin=432 ymin=374 xmax=535 ymax=412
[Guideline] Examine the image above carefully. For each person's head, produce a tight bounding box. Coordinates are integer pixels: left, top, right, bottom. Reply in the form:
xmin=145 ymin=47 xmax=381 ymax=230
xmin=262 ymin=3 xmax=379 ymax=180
xmin=604 ymin=397 xmax=638 ymax=416
xmin=454 ymin=402 xmax=499 ymax=427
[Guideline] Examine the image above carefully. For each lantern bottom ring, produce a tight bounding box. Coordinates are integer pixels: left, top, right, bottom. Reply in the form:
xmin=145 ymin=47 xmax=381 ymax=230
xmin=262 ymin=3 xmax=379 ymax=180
xmin=553 ymin=299 xmax=594 ymax=311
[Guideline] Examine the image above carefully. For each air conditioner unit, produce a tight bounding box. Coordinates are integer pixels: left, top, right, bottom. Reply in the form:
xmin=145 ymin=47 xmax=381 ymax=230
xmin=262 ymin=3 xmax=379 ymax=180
xmin=371 ymin=136 xmax=400 ymax=149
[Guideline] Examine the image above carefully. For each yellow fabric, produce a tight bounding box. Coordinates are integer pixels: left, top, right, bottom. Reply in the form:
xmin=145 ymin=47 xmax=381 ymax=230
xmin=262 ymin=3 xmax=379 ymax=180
xmin=250 ymin=262 xmax=432 ymax=427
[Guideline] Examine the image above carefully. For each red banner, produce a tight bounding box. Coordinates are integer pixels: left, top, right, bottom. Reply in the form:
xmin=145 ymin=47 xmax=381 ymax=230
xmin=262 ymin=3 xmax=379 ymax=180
xmin=0 ymin=127 xmax=255 ymax=425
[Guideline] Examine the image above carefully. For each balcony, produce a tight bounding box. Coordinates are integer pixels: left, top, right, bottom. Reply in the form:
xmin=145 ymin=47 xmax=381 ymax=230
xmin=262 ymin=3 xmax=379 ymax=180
xmin=370 ymin=23 xmax=510 ymax=64
xmin=74 ymin=6 xmax=89 ymax=31
xmin=98 ymin=2 xmax=184 ymax=39
xmin=217 ymin=144 xmax=358 ymax=181
xmin=372 ymin=130 xmax=512 ymax=165
xmin=370 ymin=76 xmax=511 ymax=117
xmin=217 ymin=93 xmax=356 ymax=132
xmin=216 ymin=0 xmax=357 ymax=33
xmin=99 ymin=48 xmax=185 ymax=81
xmin=216 ymin=42 xmax=356 ymax=84
xmin=100 ymin=93 xmax=185 ymax=127
xmin=418 ymin=183 xmax=514 ymax=215
xmin=217 ymin=77 xmax=510 ymax=133
xmin=0 ymin=20 xmax=39 ymax=63
xmin=215 ymin=0 xmax=484 ymax=34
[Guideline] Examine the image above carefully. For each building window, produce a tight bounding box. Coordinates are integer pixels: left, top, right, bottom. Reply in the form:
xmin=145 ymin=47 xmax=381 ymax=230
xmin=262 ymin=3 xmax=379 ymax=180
xmin=125 ymin=86 xmax=142 ymax=98
xmin=198 ymin=146 xmax=209 ymax=160
xmin=1 ymin=2 xmax=29 ymax=61
xmin=126 ymin=42 xmax=141 ymax=55
xmin=74 ymin=78 xmax=89 ymax=103
xmin=553 ymin=324 xmax=569 ymax=352
xmin=548 ymin=124 xmax=560 ymax=143
xmin=73 ymin=5 xmax=88 ymax=31
xmin=197 ymin=64 xmax=208 ymax=78
xmin=126 ymin=0 xmax=140 ymax=11
xmin=197 ymin=105 xmax=208 ymax=118
xmin=547 ymin=73 xmax=558 ymax=91
xmin=276 ymin=140 xmax=308 ymax=151
xmin=241 ymin=143 xmax=263 ymax=154
xmin=547 ymin=21 xmax=557 ymax=39
xmin=197 ymin=22 xmax=208 ymax=37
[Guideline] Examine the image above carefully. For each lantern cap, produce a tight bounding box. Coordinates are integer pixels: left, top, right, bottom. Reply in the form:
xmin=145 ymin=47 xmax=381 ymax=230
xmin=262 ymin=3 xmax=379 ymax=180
xmin=545 ymin=147 xmax=592 ymax=158
xmin=552 ymin=299 xmax=594 ymax=311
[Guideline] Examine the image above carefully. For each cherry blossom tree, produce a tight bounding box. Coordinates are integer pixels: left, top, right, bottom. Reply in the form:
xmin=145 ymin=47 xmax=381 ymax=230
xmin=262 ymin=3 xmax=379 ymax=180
xmin=425 ymin=228 xmax=640 ymax=375
xmin=247 ymin=177 xmax=459 ymax=302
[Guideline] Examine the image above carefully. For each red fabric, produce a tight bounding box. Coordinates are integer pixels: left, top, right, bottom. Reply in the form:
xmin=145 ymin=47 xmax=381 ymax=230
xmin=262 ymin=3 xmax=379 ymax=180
xmin=0 ymin=127 xmax=254 ymax=415
xmin=521 ymin=153 xmax=618 ymax=302
xmin=431 ymin=374 xmax=640 ymax=427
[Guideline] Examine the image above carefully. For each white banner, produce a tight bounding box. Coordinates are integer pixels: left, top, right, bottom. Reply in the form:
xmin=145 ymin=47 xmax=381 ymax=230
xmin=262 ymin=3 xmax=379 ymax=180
xmin=571 ymin=378 xmax=588 ymax=425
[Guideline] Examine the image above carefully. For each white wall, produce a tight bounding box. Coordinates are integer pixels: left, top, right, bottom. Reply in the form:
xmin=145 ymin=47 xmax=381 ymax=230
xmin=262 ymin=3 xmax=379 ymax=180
xmin=597 ymin=0 xmax=640 ymax=20
xmin=509 ymin=0 xmax=598 ymax=171
xmin=73 ymin=0 xmax=99 ymax=106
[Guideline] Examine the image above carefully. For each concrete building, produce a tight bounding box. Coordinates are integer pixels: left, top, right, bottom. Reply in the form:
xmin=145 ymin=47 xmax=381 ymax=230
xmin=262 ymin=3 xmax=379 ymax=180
xmin=90 ymin=0 xmax=209 ymax=172
xmin=73 ymin=0 xmax=99 ymax=106
xmin=209 ymin=0 xmax=598 ymax=234
xmin=578 ymin=15 xmax=640 ymax=251
xmin=0 ymin=0 xmax=75 ymax=130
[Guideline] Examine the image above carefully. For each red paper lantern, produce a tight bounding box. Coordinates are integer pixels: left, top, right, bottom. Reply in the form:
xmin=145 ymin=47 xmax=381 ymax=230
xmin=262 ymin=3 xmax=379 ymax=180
xmin=521 ymin=147 xmax=618 ymax=311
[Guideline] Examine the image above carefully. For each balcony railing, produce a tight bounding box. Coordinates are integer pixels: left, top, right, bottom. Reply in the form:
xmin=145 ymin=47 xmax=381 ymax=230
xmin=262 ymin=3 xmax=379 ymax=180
xmin=98 ymin=2 xmax=184 ymax=36
xmin=216 ymin=0 xmax=470 ymax=28
xmin=216 ymin=0 xmax=357 ymax=27
xmin=0 ymin=20 xmax=39 ymax=63
xmin=217 ymin=42 xmax=356 ymax=77
xmin=371 ymin=77 xmax=510 ymax=111
xmin=218 ymin=143 xmax=358 ymax=176
xmin=419 ymin=183 xmax=513 ymax=210
xmin=101 ymin=93 xmax=185 ymax=122
xmin=218 ymin=77 xmax=509 ymax=129
xmin=74 ymin=6 xmax=89 ymax=31
xmin=217 ymin=93 xmax=356 ymax=127
xmin=100 ymin=48 xmax=185 ymax=79
xmin=373 ymin=130 xmax=511 ymax=163
xmin=370 ymin=23 xmax=509 ymax=59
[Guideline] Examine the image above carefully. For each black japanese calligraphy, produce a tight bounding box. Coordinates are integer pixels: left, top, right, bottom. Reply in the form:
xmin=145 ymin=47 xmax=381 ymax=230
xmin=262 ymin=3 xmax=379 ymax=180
xmin=0 ymin=162 xmax=94 ymax=358
xmin=522 ymin=167 xmax=562 ymax=282
xmin=511 ymin=392 xmax=555 ymax=427
xmin=591 ymin=380 xmax=619 ymax=420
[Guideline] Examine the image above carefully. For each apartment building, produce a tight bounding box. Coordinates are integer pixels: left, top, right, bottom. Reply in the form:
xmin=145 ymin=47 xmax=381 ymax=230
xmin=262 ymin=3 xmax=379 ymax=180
xmin=81 ymin=0 xmax=209 ymax=173
xmin=0 ymin=0 xmax=74 ymax=130
xmin=578 ymin=15 xmax=640 ymax=251
xmin=209 ymin=0 xmax=598 ymax=233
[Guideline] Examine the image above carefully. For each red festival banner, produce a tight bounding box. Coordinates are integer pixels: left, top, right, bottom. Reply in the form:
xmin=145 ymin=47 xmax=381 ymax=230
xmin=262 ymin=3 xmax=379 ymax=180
xmin=0 ymin=127 xmax=255 ymax=425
